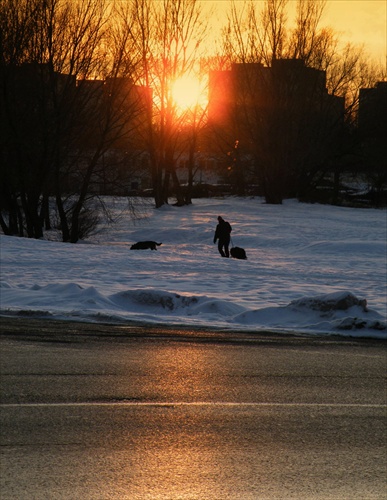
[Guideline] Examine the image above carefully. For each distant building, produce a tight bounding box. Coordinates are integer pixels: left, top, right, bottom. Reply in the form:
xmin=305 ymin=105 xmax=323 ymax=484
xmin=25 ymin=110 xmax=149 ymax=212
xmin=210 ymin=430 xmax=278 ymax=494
xmin=208 ymin=58 xmax=344 ymax=136
xmin=358 ymin=81 xmax=387 ymax=138
xmin=3 ymin=62 xmax=76 ymax=128
xmin=205 ymin=58 xmax=346 ymax=199
xmin=3 ymin=63 xmax=153 ymax=195
xmin=75 ymin=76 xmax=152 ymax=194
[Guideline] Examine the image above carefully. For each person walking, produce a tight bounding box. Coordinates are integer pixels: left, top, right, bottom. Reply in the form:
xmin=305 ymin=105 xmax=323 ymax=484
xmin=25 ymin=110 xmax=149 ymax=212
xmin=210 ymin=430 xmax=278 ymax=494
xmin=213 ymin=216 xmax=232 ymax=257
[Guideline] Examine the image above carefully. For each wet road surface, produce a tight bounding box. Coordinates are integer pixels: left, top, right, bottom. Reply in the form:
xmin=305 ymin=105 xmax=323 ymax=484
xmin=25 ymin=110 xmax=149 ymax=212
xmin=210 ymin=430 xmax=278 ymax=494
xmin=1 ymin=317 xmax=386 ymax=499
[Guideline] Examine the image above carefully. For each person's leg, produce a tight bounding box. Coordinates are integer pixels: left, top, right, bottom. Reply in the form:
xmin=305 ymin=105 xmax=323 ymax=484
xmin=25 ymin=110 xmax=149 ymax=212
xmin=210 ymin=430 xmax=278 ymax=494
xmin=218 ymin=241 xmax=226 ymax=257
xmin=224 ymin=236 xmax=230 ymax=257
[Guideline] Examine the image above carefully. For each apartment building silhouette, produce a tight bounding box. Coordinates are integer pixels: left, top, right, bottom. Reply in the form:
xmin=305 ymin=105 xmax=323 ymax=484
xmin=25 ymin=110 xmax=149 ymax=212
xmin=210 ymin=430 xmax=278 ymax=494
xmin=208 ymin=58 xmax=344 ymax=138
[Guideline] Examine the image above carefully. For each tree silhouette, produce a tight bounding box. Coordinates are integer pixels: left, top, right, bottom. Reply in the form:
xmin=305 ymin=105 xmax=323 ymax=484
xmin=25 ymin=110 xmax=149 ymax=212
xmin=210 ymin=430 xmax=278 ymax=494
xmin=216 ymin=0 xmax=383 ymax=204
xmin=0 ymin=0 xmax=146 ymax=241
xmin=125 ymin=0 xmax=209 ymax=207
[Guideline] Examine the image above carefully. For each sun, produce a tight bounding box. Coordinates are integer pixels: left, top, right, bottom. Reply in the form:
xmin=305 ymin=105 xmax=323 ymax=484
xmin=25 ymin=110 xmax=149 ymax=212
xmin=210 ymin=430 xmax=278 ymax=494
xmin=171 ymin=75 xmax=206 ymax=111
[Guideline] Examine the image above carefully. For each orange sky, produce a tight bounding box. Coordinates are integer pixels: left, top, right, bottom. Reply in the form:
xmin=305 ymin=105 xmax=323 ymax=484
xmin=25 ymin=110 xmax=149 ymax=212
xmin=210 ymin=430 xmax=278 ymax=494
xmin=208 ymin=0 xmax=387 ymax=65
xmin=319 ymin=0 xmax=386 ymax=63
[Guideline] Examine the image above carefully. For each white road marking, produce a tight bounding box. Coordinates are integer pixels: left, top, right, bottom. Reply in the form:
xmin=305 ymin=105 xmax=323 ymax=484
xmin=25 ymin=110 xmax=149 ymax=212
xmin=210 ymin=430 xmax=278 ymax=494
xmin=1 ymin=402 xmax=386 ymax=408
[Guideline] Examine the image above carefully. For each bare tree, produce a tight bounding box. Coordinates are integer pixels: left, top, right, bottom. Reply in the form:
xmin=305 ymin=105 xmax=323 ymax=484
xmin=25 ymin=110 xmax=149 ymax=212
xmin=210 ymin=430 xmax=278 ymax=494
xmin=0 ymin=0 xmax=146 ymax=242
xmin=216 ymin=0 xmax=384 ymax=204
xmin=126 ymin=0 xmax=209 ymax=208
xmin=0 ymin=0 xmax=48 ymax=237
xmin=223 ymin=0 xmax=288 ymax=66
xmin=288 ymin=0 xmax=327 ymax=64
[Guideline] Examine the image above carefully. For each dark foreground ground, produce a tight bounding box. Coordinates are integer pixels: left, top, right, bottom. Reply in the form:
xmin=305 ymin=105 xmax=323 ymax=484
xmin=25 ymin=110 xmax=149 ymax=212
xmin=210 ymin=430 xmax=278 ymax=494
xmin=0 ymin=317 xmax=386 ymax=499
xmin=1 ymin=315 xmax=386 ymax=345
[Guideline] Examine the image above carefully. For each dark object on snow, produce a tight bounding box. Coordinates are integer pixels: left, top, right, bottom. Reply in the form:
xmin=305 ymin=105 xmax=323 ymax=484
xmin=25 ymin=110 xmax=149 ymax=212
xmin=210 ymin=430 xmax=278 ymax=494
xmin=130 ymin=241 xmax=162 ymax=250
xmin=230 ymin=246 xmax=247 ymax=260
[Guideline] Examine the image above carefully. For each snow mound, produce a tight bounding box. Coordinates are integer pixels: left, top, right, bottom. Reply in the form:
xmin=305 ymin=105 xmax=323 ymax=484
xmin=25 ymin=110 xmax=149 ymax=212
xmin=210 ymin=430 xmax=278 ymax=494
xmin=109 ymin=290 xmax=246 ymax=317
xmin=287 ymin=292 xmax=385 ymax=333
xmin=111 ymin=290 xmax=200 ymax=311
xmin=289 ymin=291 xmax=368 ymax=312
xmin=1 ymin=284 xmax=385 ymax=338
xmin=233 ymin=291 xmax=386 ymax=337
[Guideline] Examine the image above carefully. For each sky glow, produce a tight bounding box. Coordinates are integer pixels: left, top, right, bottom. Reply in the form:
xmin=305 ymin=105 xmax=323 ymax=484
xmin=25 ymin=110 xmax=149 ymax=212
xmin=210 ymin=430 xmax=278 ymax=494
xmin=206 ymin=0 xmax=387 ymax=65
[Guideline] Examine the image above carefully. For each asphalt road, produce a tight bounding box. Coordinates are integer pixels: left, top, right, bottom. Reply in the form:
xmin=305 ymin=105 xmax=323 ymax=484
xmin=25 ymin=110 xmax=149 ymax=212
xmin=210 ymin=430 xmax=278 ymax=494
xmin=0 ymin=317 xmax=386 ymax=499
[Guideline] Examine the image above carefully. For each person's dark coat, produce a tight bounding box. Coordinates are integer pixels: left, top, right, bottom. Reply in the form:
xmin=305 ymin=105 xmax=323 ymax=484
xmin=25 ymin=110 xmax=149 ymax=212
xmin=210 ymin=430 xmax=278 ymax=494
xmin=214 ymin=216 xmax=232 ymax=257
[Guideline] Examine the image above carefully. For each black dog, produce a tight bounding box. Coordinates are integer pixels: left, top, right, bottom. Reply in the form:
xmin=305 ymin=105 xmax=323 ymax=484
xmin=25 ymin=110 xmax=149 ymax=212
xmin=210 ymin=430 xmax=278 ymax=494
xmin=130 ymin=241 xmax=162 ymax=250
xmin=230 ymin=246 xmax=247 ymax=260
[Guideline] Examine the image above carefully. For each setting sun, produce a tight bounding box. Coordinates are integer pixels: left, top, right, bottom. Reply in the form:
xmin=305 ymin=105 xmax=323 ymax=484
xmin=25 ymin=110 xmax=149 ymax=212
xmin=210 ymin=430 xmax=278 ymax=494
xmin=171 ymin=75 xmax=206 ymax=111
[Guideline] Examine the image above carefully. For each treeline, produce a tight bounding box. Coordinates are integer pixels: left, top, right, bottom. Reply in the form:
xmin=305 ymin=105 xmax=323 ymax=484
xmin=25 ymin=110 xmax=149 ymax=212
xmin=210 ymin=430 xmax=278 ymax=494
xmin=217 ymin=0 xmax=386 ymax=207
xmin=0 ymin=0 xmax=385 ymax=242
xmin=0 ymin=0 xmax=154 ymax=242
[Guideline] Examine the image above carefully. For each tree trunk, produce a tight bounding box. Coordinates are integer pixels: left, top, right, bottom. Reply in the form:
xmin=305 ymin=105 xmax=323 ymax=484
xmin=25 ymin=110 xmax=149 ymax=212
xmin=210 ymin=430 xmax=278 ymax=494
xmin=171 ymin=168 xmax=185 ymax=206
xmin=40 ymin=193 xmax=51 ymax=230
xmin=0 ymin=212 xmax=11 ymax=235
xmin=56 ymin=193 xmax=70 ymax=242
